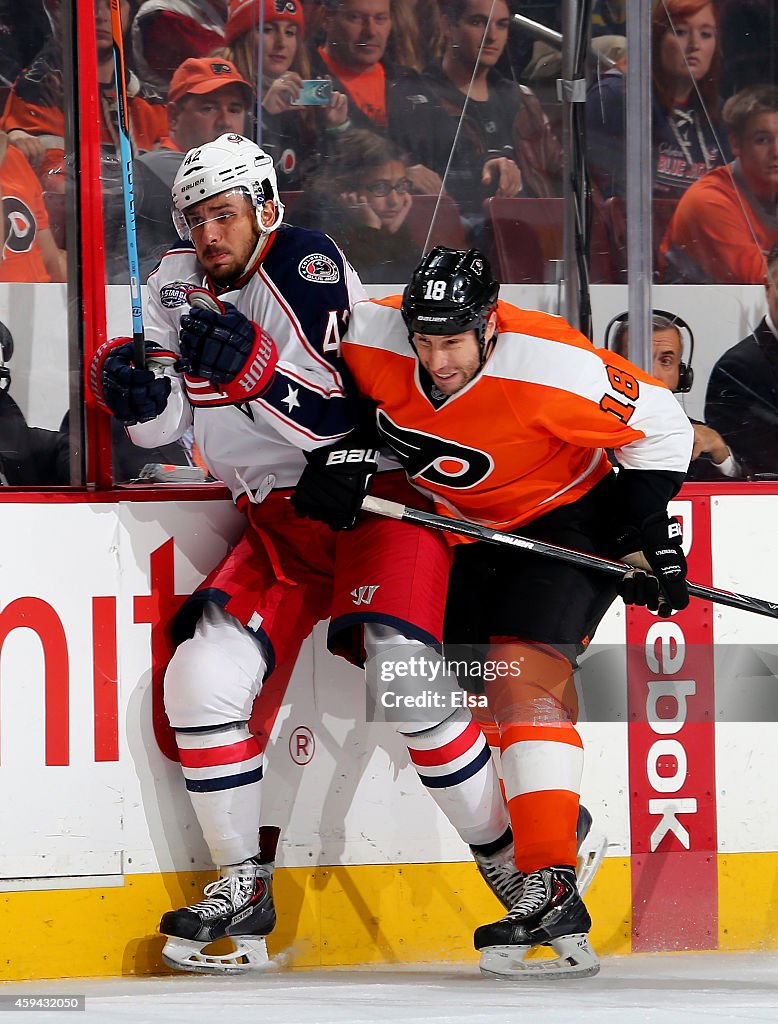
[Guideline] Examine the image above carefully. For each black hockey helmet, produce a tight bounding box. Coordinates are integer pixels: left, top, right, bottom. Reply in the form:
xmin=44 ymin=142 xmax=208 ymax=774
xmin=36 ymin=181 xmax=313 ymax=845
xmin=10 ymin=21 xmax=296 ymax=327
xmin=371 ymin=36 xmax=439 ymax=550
xmin=401 ymin=247 xmax=500 ymax=351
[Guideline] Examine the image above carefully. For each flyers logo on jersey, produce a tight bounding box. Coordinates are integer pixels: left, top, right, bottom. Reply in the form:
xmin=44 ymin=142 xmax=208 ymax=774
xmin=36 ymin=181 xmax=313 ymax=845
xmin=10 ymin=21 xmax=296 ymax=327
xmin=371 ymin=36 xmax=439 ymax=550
xmin=377 ymin=410 xmax=493 ymax=489
xmin=299 ymin=254 xmax=340 ymax=284
xmin=2 ymin=196 xmax=36 ymax=254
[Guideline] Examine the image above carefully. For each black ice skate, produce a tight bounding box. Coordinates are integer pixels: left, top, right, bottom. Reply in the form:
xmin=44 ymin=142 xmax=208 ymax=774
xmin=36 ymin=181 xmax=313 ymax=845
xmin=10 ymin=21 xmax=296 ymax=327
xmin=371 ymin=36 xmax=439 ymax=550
xmin=471 ymin=832 xmax=525 ymax=911
xmin=474 ymin=865 xmax=600 ymax=980
xmin=474 ymin=807 xmax=606 ymax=912
xmin=160 ymin=858 xmax=276 ymax=974
xmin=575 ymin=804 xmax=608 ymax=896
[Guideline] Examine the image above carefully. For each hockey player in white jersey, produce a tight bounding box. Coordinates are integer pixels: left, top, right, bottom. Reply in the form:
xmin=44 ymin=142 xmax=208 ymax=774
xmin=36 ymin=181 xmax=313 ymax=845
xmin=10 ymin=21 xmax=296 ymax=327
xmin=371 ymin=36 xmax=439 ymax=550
xmin=88 ymin=134 xmax=520 ymax=974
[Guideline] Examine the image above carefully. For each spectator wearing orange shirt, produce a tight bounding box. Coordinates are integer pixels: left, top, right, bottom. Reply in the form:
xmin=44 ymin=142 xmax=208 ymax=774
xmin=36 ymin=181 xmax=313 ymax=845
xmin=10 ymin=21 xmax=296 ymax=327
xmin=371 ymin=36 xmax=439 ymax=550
xmin=660 ymin=85 xmax=778 ymax=284
xmin=2 ymin=0 xmax=166 ymax=193
xmin=0 ymin=132 xmax=65 ymax=282
xmin=310 ymin=0 xmax=444 ymax=195
xmin=134 ymin=56 xmax=252 ymax=276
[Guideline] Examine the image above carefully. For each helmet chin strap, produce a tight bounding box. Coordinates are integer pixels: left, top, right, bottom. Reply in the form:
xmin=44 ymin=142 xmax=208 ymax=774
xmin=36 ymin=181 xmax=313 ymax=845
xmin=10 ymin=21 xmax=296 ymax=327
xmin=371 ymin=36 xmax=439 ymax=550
xmin=245 ymin=231 xmax=269 ymax=275
xmin=224 ymin=218 xmax=274 ymax=286
xmin=478 ymin=312 xmax=499 ymax=367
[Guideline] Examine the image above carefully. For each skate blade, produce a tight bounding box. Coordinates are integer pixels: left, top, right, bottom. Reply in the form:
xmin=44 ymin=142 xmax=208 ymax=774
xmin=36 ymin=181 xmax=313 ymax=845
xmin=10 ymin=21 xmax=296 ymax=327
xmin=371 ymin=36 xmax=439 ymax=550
xmin=479 ymin=933 xmax=600 ymax=981
xmin=162 ymin=935 xmax=270 ymax=975
xmin=576 ymin=828 xmax=608 ymax=897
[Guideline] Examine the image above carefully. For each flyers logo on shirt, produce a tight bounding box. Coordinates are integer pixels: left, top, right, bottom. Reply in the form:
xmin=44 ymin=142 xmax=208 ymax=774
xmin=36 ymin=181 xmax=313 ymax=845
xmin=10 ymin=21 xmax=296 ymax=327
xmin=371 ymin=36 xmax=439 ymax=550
xmin=280 ymin=148 xmax=296 ymax=175
xmin=2 ymin=196 xmax=37 ymax=254
xmin=377 ymin=410 xmax=493 ymax=489
xmin=298 ymin=254 xmax=340 ymax=284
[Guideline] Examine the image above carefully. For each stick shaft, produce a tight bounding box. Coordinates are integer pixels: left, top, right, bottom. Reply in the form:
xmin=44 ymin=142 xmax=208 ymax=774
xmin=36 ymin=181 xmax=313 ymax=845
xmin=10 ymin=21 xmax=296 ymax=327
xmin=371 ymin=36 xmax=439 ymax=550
xmin=110 ymin=0 xmax=145 ymax=368
xmin=361 ymin=496 xmax=778 ymax=621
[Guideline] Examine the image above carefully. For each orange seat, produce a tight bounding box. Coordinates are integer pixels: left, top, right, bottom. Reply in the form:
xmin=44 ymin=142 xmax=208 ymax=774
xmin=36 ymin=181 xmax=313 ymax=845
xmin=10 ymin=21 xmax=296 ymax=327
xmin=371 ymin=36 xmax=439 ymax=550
xmin=589 ymin=206 xmax=615 ymax=284
xmin=279 ymin=191 xmax=303 ymax=217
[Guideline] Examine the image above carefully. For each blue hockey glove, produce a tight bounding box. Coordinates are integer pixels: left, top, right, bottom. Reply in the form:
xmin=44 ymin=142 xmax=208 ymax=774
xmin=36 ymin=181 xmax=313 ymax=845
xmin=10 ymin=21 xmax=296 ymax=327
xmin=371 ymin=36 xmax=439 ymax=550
xmin=89 ymin=337 xmax=174 ymax=425
xmin=178 ymin=294 xmax=277 ymax=398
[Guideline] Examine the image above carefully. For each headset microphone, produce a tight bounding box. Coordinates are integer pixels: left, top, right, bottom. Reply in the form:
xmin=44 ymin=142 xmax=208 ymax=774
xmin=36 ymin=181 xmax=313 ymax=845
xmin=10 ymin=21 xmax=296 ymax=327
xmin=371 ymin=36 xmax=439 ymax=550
xmin=604 ymin=309 xmax=694 ymax=394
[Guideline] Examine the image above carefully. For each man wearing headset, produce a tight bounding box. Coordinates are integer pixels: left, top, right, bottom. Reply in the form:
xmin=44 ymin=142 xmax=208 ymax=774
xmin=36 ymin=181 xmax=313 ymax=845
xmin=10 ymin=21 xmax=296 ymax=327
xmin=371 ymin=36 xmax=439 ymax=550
xmin=608 ymin=310 xmax=740 ymax=480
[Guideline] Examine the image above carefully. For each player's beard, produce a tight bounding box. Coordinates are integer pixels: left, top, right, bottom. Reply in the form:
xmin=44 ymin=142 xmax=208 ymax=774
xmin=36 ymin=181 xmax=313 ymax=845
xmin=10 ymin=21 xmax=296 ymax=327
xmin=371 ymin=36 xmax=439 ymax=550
xmin=202 ymin=228 xmax=262 ymax=287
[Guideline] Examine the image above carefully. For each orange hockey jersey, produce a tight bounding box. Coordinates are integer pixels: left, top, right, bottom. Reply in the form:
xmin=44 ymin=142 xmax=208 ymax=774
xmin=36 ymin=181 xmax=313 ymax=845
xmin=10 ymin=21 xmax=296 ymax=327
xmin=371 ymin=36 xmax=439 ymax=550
xmin=342 ymin=297 xmax=693 ymax=534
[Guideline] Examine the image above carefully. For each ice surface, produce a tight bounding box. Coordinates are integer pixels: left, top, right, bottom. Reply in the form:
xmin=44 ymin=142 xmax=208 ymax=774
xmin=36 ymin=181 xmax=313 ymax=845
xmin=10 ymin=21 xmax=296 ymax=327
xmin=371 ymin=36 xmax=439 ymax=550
xmin=2 ymin=953 xmax=778 ymax=1024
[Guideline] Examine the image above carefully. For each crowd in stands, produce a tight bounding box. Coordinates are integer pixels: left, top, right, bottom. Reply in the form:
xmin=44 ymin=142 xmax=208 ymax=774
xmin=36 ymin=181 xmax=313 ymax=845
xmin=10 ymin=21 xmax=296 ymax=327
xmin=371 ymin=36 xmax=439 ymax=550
xmin=3 ymin=0 xmax=777 ymax=288
xmin=3 ymin=0 xmax=778 ymax=484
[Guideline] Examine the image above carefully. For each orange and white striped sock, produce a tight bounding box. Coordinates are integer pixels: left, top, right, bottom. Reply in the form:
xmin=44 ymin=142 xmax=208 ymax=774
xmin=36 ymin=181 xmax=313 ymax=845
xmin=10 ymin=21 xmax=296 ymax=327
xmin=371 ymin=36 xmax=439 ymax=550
xmin=498 ymin=721 xmax=582 ymax=871
xmin=485 ymin=641 xmax=582 ymax=872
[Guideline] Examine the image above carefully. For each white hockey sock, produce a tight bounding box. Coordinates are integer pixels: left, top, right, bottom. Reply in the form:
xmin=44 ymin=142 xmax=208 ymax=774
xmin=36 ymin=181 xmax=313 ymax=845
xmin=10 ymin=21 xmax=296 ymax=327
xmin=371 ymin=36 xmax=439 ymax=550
xmin=403 ymin=707 xmax=509 ymax=847
xmin=175 ymin=722 xmax=264 ymax=866
xmin=364 ymin=623 xmax=509 ymax=847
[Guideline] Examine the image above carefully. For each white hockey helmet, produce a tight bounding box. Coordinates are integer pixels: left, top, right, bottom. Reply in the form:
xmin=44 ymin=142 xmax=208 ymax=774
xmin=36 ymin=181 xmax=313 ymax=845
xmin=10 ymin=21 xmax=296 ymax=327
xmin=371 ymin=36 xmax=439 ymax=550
xmin=171 ymin=133 xmax=285 ymax=240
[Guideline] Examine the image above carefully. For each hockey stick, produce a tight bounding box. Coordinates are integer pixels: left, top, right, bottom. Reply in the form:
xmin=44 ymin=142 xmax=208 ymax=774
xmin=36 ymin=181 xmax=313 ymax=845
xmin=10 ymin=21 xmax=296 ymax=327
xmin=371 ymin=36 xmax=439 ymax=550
xmin=361 ymin=495 xmax=778 ymax=620
xmin=0 ymin=131 xmax=7 ymax=265
xmin=109 ymin=0 xmax=145 ymax=369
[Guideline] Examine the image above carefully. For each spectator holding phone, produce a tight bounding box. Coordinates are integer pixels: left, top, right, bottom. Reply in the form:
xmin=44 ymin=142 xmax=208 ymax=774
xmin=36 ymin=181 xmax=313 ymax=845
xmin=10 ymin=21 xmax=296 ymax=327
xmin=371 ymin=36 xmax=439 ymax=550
xmin=310 ymin=0 xmax=445 ymax=196
xmin=216 ymin=0 xmax=349 ymax=189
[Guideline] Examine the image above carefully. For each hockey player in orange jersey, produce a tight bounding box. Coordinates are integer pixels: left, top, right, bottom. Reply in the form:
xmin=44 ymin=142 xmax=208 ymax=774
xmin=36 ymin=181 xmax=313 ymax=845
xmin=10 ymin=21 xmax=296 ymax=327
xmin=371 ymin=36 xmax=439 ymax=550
xmin=293 ymin=246 xmax=694 ymax=980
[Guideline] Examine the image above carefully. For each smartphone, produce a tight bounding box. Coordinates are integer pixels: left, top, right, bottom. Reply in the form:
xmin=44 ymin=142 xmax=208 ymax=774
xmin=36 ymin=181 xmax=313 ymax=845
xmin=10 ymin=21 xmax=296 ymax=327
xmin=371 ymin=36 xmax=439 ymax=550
xmin=291 ymin=80 xmax=332 ymax=106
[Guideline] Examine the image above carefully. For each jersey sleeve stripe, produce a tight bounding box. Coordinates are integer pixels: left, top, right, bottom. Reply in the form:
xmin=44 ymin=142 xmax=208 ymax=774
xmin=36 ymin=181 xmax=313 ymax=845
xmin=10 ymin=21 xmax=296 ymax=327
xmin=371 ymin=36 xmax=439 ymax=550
xmin=257 ymin=368 xmax=356 ymax=442
xmin=281 ymin=365 xmax=347 ymax=398
xmin=536 ymin=448 xmax=607 ymax=509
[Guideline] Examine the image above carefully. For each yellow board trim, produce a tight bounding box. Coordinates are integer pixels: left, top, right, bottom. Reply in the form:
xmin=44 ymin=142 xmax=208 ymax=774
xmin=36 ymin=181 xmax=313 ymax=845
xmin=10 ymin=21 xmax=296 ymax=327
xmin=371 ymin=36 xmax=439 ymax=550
xmin=5 ymin=854 xmax=774 ymax=981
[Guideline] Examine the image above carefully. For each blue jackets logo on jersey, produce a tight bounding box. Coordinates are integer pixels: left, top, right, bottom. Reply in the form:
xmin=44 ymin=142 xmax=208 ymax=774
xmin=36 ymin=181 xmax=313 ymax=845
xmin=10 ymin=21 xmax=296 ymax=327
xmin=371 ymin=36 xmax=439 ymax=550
xmin=298 ymin=254 xmax=340 ymax=284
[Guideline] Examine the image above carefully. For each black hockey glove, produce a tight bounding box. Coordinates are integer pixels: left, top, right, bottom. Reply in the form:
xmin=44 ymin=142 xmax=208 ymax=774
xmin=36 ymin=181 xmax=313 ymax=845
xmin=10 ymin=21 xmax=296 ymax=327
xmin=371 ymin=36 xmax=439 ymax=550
xmin=619 ymin=512 xmax=689 ymax=617
xmin=178 ymin=294 xmax=277 ymax=396
xmin=89 ymin=337 xmax=174 ymax=425
xmin=292 ymin=437 xmax=379 ymax=531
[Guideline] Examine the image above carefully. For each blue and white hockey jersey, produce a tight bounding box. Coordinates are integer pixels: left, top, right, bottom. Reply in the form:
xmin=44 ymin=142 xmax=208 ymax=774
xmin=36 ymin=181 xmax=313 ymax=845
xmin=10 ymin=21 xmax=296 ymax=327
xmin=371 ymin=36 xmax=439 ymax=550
xmin=129 ymin=224 xmax=367 ymax=501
